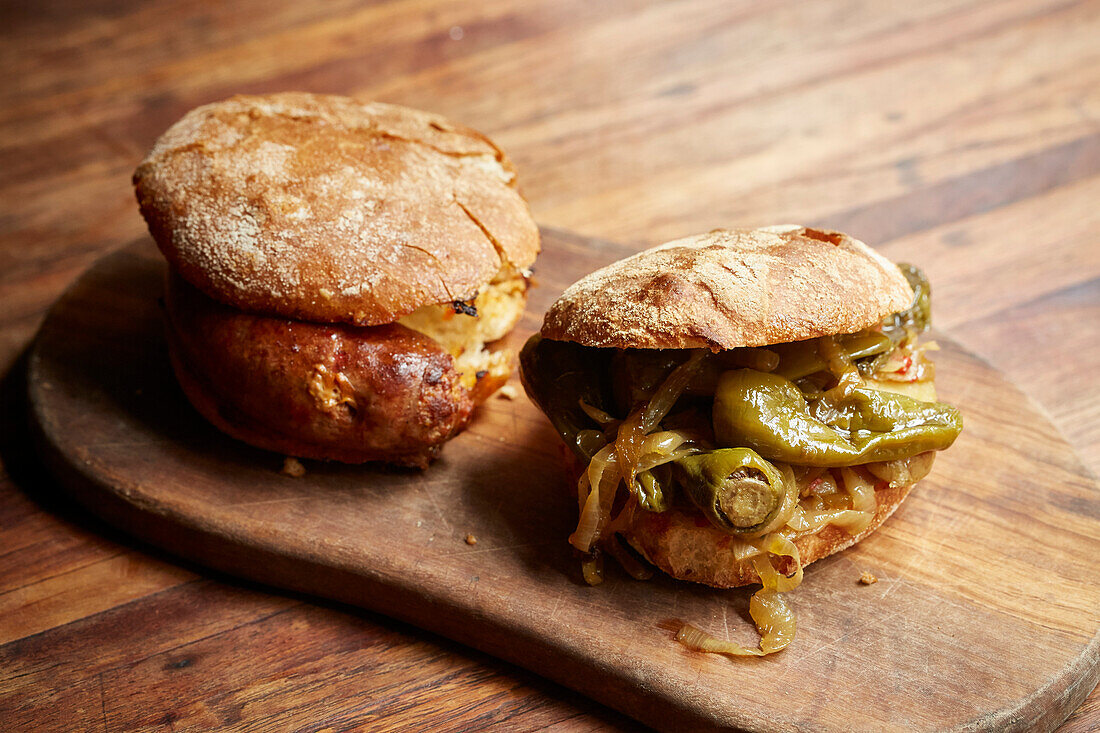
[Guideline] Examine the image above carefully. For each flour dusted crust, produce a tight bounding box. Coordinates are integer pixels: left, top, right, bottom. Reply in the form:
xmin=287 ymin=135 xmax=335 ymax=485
xmin=135 ymin=93 xmax=539 ymax=325
xmin=622 ymin=482 xmax=915 ymax=588
xmin=541 ymin=226 xmax=913 ymax=350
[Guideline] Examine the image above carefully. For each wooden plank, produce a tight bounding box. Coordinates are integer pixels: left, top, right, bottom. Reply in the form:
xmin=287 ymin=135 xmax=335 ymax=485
xmin=876 ymin=174 xmax=1100 ymax=330
xmin=96 ymin=603 xmax=623 ymax=732
xmin=0 ymin=581 xmax=295 ymax=688
xmin=951 ymin=276 xmax=1100 ymax=470
xmin=0 ymin=478 xmax=133 ymax=596
xmin=507 ymin=0 xmax=1100 ymax=241
xmin=0 ymin=552 xmax=195 ymax=645
xmin=0 ymin=580 xmax=297 ymax=731
xmin=0 ymin=575 xmax=631 ymax=731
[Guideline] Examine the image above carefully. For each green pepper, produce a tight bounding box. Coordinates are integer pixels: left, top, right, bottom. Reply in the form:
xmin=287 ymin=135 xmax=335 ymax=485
xmin=674 ymin=448 xmax=787 ymax=534
xmin=611 ymin=349 xmax=689 ymax=413
xmin=882 ymin=263 xmax=932 ymax=339
xmin=773 ymin=331 xmax=894 ymax=382
xmin=637 ymin=468 xmax=673 ymax=513
xmin=612 ymin=347 xmax=780 ymax=411
xmin=773 ymin=264 xmax=934 ymax=382
xmin=713 ymin=369 xmax=962 ymax=466
xmin=861 ymin=263 xmax=934 ymax=375
xmin=519 ymin=334 xmax=614 ymax=460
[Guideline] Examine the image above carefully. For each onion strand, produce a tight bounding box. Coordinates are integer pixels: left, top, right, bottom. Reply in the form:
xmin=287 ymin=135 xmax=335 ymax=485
xmin=675 ymin=583 xmax=797 ymax=658
xmin=614 ymin=351 xmax=707 ymax=490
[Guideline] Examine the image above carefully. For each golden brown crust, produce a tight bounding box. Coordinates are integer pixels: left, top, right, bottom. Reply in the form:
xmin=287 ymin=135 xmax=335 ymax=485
xmin=136 ymin=93 xmax=540 ymax=325
xmin=621 ymin=483 xmax=913 ymax=588
xmin=540 ymin=226 xmax=912 ymax=350
xmin=164 ymin=271 xmax=480 ymax=467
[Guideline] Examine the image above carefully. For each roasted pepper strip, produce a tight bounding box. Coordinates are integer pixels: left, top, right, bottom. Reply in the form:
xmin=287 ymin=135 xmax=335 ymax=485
xmin=773 ymin=331 xmax=893 ymax=382
xmin=519 ymin=334 xmax=612 ymax=460
xmin=674 ymin=448 xmax=788 ymax=534
xmin=713 ymin=369 xmax=962 ymax=466
xmin=636 ymin=470 xmax=671 ymax=512
xmin=883 ymin=263 xmax=932 ymax=339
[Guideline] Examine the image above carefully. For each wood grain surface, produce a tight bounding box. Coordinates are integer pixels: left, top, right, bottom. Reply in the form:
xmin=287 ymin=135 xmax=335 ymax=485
xmin=2 ymin=0 xmax=1099 ymax=730
xmin=24 ymin=235 xmax=1100 ymax=732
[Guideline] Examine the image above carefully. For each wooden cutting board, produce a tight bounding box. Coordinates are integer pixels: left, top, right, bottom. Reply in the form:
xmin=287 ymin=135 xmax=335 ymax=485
xmin=28 ymin=230 xmax=1100 ymax=732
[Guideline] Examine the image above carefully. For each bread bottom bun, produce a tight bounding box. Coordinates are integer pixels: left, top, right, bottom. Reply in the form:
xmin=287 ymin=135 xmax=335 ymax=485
xmin=621 ymin=481 xmax=915 ymax=588
xmin=164 ymin=271 xmax=498 ymax=467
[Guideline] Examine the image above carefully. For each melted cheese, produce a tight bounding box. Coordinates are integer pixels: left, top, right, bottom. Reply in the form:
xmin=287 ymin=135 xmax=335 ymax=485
xmin=398 ymin=264 xmax=527 ymax=390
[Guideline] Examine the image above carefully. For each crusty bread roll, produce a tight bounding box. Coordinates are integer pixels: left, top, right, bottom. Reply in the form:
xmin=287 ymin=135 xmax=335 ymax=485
xmin=136 ymin=93 xmax=539 ymax=465
xmin=541 ymin=225 xmax=912 ymax=351
xmin=135 ymin=92 xmax=539 ymax=326
xmin=522 ymin=226 xmax=959 ymax=590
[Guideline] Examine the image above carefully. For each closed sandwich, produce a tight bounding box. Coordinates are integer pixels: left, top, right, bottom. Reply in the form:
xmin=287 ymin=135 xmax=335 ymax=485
xmin=135 ymin=93 xmax=539 ymax=467
xmin=520 ymin=226 xmax=961 ymax=654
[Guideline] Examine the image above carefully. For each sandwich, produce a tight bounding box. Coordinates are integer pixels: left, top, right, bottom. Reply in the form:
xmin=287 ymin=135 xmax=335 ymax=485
xmin=134 ymin=93 xmax=539 ymax=467
xmin=519 ymin=226 xmax=961 ymax=655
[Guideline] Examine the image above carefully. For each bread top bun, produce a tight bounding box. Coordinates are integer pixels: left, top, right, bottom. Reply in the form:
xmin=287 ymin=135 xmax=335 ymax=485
xmin=540 ymin=226 xmax=912 ymax=350
xmin=134 ymin=93 xmax=540 ymax=325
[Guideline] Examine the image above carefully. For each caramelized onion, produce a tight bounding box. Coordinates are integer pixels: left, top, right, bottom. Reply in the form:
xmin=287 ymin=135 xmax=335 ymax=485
xmin=751 ymin=589 xmax=797 ymax=653
xmin=579 ymin=399 xmax=618 ymax=427
xmin=581 ymin=554 xmax=604 ymax=586
xmin=675 ymin=538 xmax=799 ymax=659
xmin=614 ymin=351 xmax=707 ymax=489
xmin=675 ymin=590 xmax=796 ymax=657
xmin=866 ymin=451 xmax=935 ymax=488
xmin=788 ymin=507 xmax=872 ymax=534
xmin=676 ymin=622 xmax=765 ymax=657
xmin=871 ymin=339 xmax=938 ymax=383
xmin=572 ymin=352 xmax=708 ymax=558
xmin=750 ymin=532 xmax=803 ymax=593
xmin=840 ymin=467 xmax=877 ymax=513
xmin=570 ymin=444 xmax=617 ymax=551
xmin=637 ymin=446 xmax=697 ymax=473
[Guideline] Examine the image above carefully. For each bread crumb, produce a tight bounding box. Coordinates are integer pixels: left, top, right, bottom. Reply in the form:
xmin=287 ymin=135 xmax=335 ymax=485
xmin=281 ymin=456 xmax=306 ymax=477
xmin=496 ymin=384 xmax=518 ymax=400
xmin=859 ymin=571 xmax=878 ymax=585
xmin=464 ymin=534 xmax=478 ymax=545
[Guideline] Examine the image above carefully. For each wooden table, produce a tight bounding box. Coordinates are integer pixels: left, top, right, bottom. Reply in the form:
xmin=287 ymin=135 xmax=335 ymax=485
xmin=2 ymin=1 xmax=1098 ymax=730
